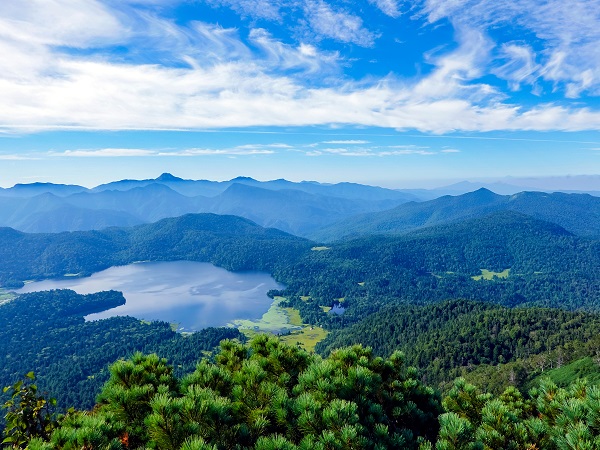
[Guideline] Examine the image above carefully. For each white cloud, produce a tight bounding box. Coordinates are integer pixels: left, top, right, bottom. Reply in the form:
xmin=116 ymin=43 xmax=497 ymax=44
xmin=235 ymin=143 xmax=293 ymax=149
xmin=204 ymin=0 xmax=285 ymax=20
xmin=418 ymin=0 xmax=600 ymax=96
xmin=306 ymin=145 xmax=445 ymax=157
xmin=1 ymin=55 xmax=600 ymax=134
xmin=413 ymin=26 xmax=496 ymax=102
xmin=161 ymin=148 xmax=276 ymax=156
xmin=368 ymin=0 xmax=402 ymax=18
xmin=0 ymin=0 xmax=599 ymax=136
xmin=54 ymin=148 xmax=158 ymax=157
xmin=378 ymin=149 xmax=435 ymax=156
xmin=47 ymin=146 xmax=279 ymax=158
xmin=303 ymin=0 xmax=377 ymax=47
xmin=0 ymin=0 xmax=126 ymax=48
xmin=0 ymin=154 xmax=39 ymax=160
xmin=248 ymin=28 xmax=340 ymax=74
xmin=322 ymin=140 xmax=370 ymax=144
xmin=441 ymin=149 xmax=460 ymax=153
xmin=493 ymin=43 xmax=541 ymax=91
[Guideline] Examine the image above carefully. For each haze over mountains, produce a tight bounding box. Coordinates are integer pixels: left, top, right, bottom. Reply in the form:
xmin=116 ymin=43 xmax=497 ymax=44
xmin=0 ymin=174 xmax=417 ymax=236
xmin=313 ymin=188 xmax=600 ymax=242
xmin=1 ymin=174 xmax=599 ymax=240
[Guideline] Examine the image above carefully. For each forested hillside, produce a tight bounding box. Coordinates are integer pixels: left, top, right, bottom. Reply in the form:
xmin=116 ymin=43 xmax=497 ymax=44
xmin=1 ymin=207 xmax=600 ymax=449
xmin=278 ymin=212 xmax=600 ymax=327
xmin=317 ymin=300 xmax=600 ymax=392
xmin=0 ymin=290 xmax=244 ymax=410
xmin=313 ymin=188 xmax=600 ymax=241
xmin=0 ymin=213 xmax=311 ymax=288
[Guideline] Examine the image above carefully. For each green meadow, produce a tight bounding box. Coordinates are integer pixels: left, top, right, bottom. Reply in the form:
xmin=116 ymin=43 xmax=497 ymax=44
xmin=472 ymin=268 xmax=511 ymax=281
xmin=0 ymin=288 xmax=16 ymax=305
xmin=230 ymin=296 xmax=329 ymax=352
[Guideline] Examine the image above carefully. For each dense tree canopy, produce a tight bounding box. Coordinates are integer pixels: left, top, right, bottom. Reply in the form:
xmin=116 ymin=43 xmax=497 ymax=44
xmin=0 ymin=290 xmax=244 ymax=411
xmin=11 ymin=336 xmax=442 ymax=450
xmin=317 ymin=300 xmax=600 ymax=392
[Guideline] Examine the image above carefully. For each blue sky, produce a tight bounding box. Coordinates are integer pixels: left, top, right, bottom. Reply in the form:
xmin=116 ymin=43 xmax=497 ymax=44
xmin=0 ymin=0 xmax=599 ymax=188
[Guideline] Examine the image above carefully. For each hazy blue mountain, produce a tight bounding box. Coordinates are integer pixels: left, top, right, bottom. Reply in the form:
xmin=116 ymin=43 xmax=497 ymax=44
xmin=11 ymin=207 xmax=143 ymax=233
xmin=429 ymin=176 xmax=600 ymax=196
xmin=0 ymin=182 xmax=88 ymax=197
xmin=0 ymin=184 xmax=212 ymax=233
xmin=0 ymin=193 xmax=74 ymax=228
xmin=0 ymin=176 xmax=416 ymax=235
xmin=311 ymin=188 xmax=600 ymax=241
xmin=92 ymin=173 xmax=419 ymax=201
xmin=67 ymin=183 xmax=212 ymax=223
xmin=92 ymin=173 xmax=226 ymax=197
xmin=208 ymin=183 xmax=404 ymax=235
xmin=431 ymin=181 xmax=537 ymax=196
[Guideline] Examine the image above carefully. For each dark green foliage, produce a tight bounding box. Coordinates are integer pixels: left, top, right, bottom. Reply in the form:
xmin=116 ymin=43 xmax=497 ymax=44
xmin=97 ymin=353 xmax=178 ymax=448
xmin=26 ymin=336 xmax=441 ymax=450
xmin=279 ymin=212 xmax=600 ymax=328
xmin=0 ymin=290 xmax=245 ymax=412
xmin=317 ymin=300 xmax=600 ymax=391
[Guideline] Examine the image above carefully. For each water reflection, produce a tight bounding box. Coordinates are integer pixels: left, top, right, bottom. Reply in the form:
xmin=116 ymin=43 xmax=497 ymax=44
xmin=17 ymin=261 xmax=284 ymax=331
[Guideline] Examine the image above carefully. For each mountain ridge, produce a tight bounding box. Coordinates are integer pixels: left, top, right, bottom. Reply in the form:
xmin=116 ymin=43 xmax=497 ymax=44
xmin=311 ymin=188 xmax=600 ymax=241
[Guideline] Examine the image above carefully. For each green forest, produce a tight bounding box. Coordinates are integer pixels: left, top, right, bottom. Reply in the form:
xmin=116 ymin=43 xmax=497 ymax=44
xmin=1 ymin=210 xmax=600 ymax=448
xmin=4 ymin=337 xmax=600 ymax=449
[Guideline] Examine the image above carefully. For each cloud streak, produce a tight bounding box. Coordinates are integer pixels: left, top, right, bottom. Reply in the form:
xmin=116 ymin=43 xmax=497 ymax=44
xmin=418 ymin=0 xmax=600 ymax=96
xmin=0 ymin=0 xmax=599 ymax=136
xmin=47 ymin=145 xmax=279 ymax=158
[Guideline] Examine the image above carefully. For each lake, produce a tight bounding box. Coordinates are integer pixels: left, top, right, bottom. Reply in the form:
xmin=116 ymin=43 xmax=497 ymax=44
xmin=16 ymin=261 xmax=284 ymax=331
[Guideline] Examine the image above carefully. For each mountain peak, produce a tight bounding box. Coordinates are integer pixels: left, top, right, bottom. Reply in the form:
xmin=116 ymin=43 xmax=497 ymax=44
xmin=156 ymin=173 xmax=183 ymax=182
xmin=467 ymin=187 xmax=500 ymax=197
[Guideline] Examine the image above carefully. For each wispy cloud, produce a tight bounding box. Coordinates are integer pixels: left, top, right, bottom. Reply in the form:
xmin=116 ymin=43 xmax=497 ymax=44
xmin=418 ymin=0 xmax=600 ymax=96
xmin=160 ymin=149 xmax=276 ymax=156
xmin=322 ymin=140 xmax=370 ymax=144
xmin=47 ymin=145 xmax=279 ymax=158
xmin=235 ymin=143 xmax=293 ymax=149
xmin=53 ymin=149 xmax=158 ymax=158
xmin=368 ymin=0 xmax=402 ymax=18
xmin=0 ymin=0 xmax=599 ymax=136
xmin=303 ymin=0 xmax=377 ymax=47
xmin=0 ymin=154 xmax=40 ymax=160
xmin=305 ymin=145 xmax=451 ymax=157
xmin=204 ymin=0 xmax=285 ymax=21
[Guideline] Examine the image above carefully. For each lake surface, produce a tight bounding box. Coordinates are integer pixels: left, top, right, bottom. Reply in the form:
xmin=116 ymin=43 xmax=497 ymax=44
xmin=17 ymin=261 xmax=284 ymax=331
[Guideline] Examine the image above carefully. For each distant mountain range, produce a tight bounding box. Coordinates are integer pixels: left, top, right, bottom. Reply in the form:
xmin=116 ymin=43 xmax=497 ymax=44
xmin=0 ymin=174 xmax=417 ymax=236
xmin=0 ymin=174 xmax=421 ymax=236
xmin=312 ymin=188 xmax=600 ymax=241
xmin=1 ymin=174 xmax=599 ymax=239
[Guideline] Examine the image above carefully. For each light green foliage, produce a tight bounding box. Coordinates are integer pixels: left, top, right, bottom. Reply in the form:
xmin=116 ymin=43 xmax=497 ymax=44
xmin=472 ymin=269 xmax=510 ymax=281
xmin=233 ymin=297 xmax=328 ymax=352
xmin=430 ymin=378 xmax=600 ymax=450
xmin=1 ymin=373 xmax=61 ymax=449
xmin=16 ymin=336 xmax=440 ymax=450
xmin=95 ymin=352 xmax=178 ymax=448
